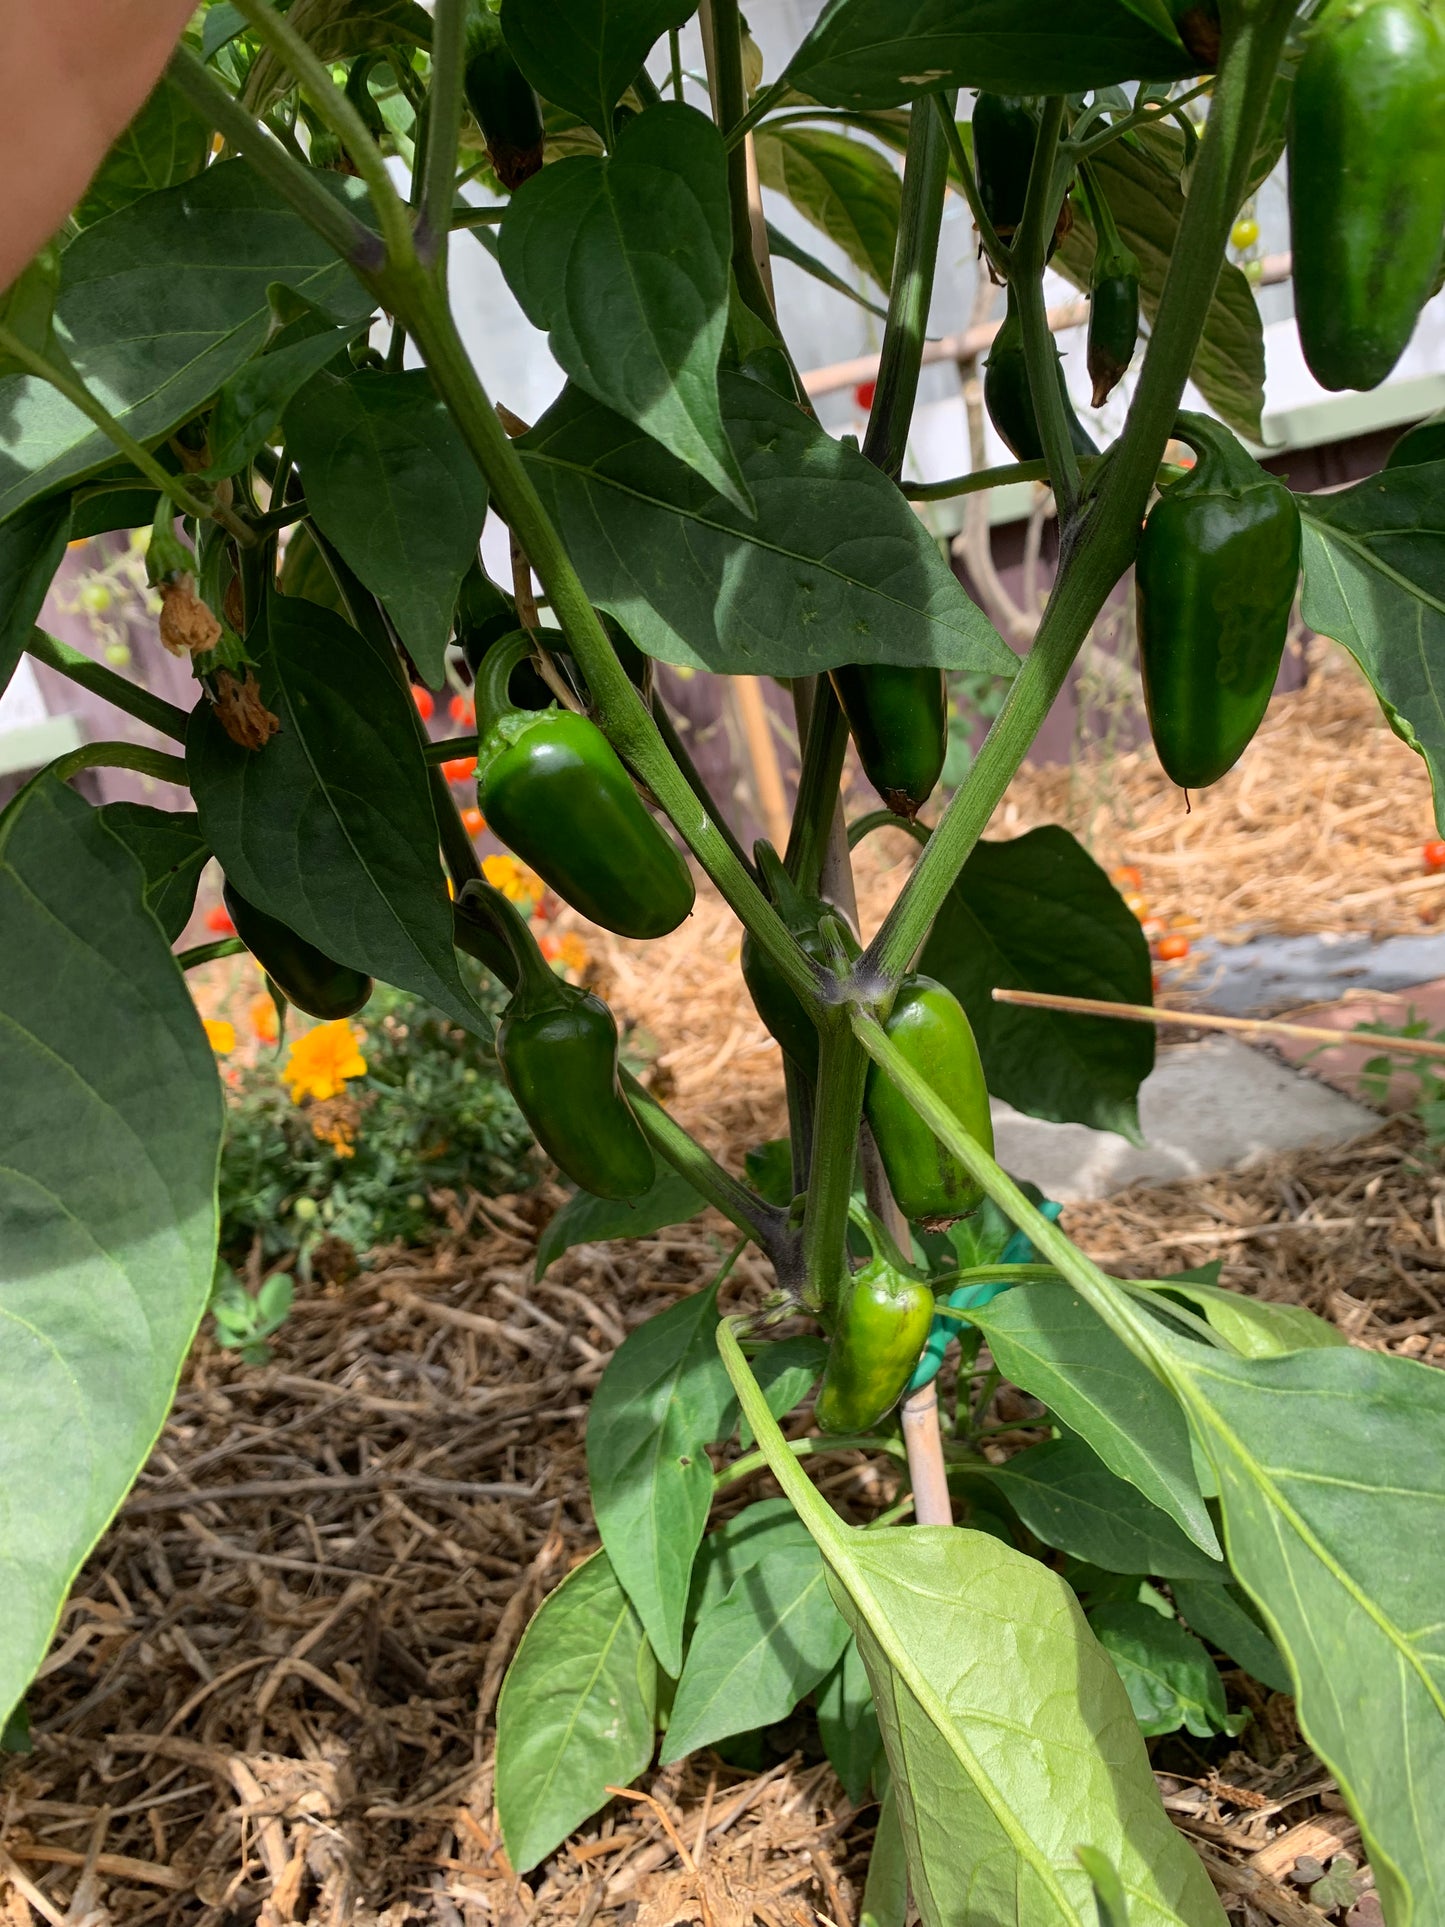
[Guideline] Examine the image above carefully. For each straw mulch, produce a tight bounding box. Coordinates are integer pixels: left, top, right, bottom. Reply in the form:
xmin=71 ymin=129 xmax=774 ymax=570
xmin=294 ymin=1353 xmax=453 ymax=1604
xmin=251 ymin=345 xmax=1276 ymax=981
xmin=5 ymin=646 xmax=1441 ymax=1926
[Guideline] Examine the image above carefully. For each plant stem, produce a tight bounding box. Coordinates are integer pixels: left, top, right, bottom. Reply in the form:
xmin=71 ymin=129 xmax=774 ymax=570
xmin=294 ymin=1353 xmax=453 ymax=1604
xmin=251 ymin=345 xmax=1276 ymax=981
xmin=721 ymin=76 xmax=791 ymax=149
xmin=50 ymin=741 xmax=190 ymax=786
xmin=417 ymin=0 xmax=467 ymax=269
xmin=168 ymin=48 xmax=385 ymax=272
xmin=931 ymin=94 xmax=1010 ymax=277
xmin=622 ymin=1072 xmax=789 ymax=1259
xmin=863 ymin=90 xmax=953 ymax=481
xmin=1011 ymin=98 xmax=1081 ymax=524
xmin=669 ymin=28 xmax=685 ymax=99
xmin=702 ymin=0 xmax=780 ymax=331
xmin=865 ymin=4 xmax=1295 ymax=982
xmin=227 ymin=0 xmax=415 ymax=264
xmin=433 ymin=767 xmax=484 ymax=893
xmin=716 ymin=1429 xmax=907 ymax=1490
xmin=650 ymin=690 xmax=757 ymax=880
xmin=1067 ymin=79 xmax=1214 ymax=161
xmin=903 ymin=457 xmax=1050 ymax=500
xmin=784 ymin=678 xmax=849 ymax=894
xmin=25 ymin=630 xmax=190 ymax=742
xmin=177 ymin=938 xmax=246 ymax=969
xmin=847 ymin=808 xmax=930 ymax=852
xmin=800 ymin=1024 xmax=868 ymax=1316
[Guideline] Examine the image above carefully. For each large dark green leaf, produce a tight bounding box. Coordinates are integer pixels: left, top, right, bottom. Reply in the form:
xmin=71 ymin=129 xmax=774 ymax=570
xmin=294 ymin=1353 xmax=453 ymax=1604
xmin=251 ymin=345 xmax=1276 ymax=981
xmin=495 ymin=1551 xmax=657 ymax=1874
xmin=1170 ymin=1579 xmax=1290 ymax=1695
xmin=918 ymin=825 xmax=1154 ymax=1141
xmin=661 ymin=1539 xmax=850 ymax=1760
xmin=0 ymin=495 xmax=71 ymax=700
xmin=0 ymin=778 xmax=222 ymax=1732
xmin=1052 ymin=125 xmax=1264 ymax=439
xmin=719 ymin=1328 xmax=1227 ymax=1927
xmin=1152 ymin=1333 xmax=1445 ymax=1925
xmin=0 ymin=162 xmax=373 ymax=524
xmin=283 ymin=371 xmax=488 ymax=684
xmin=1298 ymin=462 xmax=1445 ymax=834
xmin=201 ymin=322 xmax=361 ymax=481
xmin=74 ymin=83 xmax=210 ymax=229
xmin=586 ymin=1279 xmax=736 ymax=1676
xmin=782 ymin=0 xmax=1198 ymax=110
xmin=520 ymin=378 xmax=1015 ymax=677
xmin=501 ymin=105 xmax=747 ymax=511
xmin=534 ymin=1167 xmax=706 ymax=1280
xmin=97 ymin=804 xmax=210 ymax=943
xmin=503 ymin=0 xmax=694 ymax=136
xmin=754 ymin=125 xmax=901 ymax=291
xmin=186 ymin=591 xmax=484 ymax=1033
xmin=966 ymin=1284 xmax=1217 ymax=1554
xmin=1090 ymin=1602 xmax=1247 ymax=1740
xmin=985 ymin=1437 xmax=1223 ymax=1579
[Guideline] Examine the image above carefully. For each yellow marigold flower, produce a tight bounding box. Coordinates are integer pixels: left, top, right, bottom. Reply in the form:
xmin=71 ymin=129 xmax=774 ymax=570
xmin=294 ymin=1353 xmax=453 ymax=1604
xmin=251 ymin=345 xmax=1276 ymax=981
xmin=556 ymin=932 xmax=589 ymax=973
xmin=282 ymin=1020 xmax=367 ymax=1104
xmin=482 ymin=853 xmax=541 ymax=904
xmin=203 ymin=1018 xmax=237 ymax=1055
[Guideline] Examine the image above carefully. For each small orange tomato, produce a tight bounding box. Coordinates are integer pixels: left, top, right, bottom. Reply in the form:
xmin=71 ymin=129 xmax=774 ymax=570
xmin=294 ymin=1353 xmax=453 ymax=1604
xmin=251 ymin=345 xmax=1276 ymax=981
xmin=1111 ymin=864 xmax=1143 ymax=892
xmin=1424 ymin=839 xmax=1445 ymax=871
xmin=854 ymin=378 xmax=876 ymax=411
xmin=1156 ymin=933 xmax=1191 ymax=962
xmin=460 ymin=806 xmax=485 ymax=837
xmin=449 ymin=694 xmax=476 ymax=728
xmin=205 ymin=904 xmax=236 ymax=936
xmin=412 ymin=685 xmax=435 ymax=721
xmin=1123 ymin=891 xmax=1149 ymax=920
xmin=442 ymin=755 xmax=477 ymax=783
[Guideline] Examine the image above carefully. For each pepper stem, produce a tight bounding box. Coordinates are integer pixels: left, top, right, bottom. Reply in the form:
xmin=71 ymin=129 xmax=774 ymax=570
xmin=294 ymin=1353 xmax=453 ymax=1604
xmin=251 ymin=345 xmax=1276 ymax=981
xmin=1166 ymin=410 xmax=1263 ymax=494
xmin=455 ymin=878 xmax=566 ymax=1013
xmin=473 ymin=627 xmax=542 ymax=740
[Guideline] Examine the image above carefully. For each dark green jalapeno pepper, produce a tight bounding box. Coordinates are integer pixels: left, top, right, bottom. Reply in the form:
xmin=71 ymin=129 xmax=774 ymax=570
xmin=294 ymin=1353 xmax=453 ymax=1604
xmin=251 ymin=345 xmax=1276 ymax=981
xmin=972 ymin=93 xmax=1039 ymax=245
xmin=740 ymin=844 xmax=856 ymax=1081
xmin=864 ymin=973 xmax=994 ymax=1227
xmin=475 ymin=630 xmax=695 ymax=941
xmin=816 ymin=1205 xmax=936 ymax=1434
xmin=829 ymin=664 xmax=946 ymax=820
xmin=222 ymin=882 xmax=372 ymax=1021
xmin=1135 ymin=413 xmax=1301 ymax=791
xmin=1386 ymin=408 xmax=1445 ymax=469
xmin=467 ymin=880 xmax=655 ymax=1199
xmin=1288 ymin=0 xmax=1445 ymax=391
xmin=984 ymin=289 xmax=1099 ymax=465
xmin=464 ymin=2 xmax=544 ymax=191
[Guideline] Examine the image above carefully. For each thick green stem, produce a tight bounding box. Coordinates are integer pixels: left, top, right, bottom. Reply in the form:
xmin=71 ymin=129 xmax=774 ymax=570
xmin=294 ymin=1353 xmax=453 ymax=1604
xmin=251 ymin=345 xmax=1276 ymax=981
xmin=1010 ymin=98 xmax=1081 ymax=523
xmin=25 ymin=630 xmax=189 ymax=742
xmin=417 ymin=0 xmax=467 ymax=269
xmin=51 ymin=741 xmax=190 ymax=786
xmin=863 ymin=90 xmax=953 ymax=481
xmin=650 ymin=691 xmax=757 ymax=880
xmin=800 ymin=1023 xmax=868 ymax=1315
xmin=866 ymin=2 xmax=1297 ymax=982
xmin=784 ymin=679 xmax=849 ymax=894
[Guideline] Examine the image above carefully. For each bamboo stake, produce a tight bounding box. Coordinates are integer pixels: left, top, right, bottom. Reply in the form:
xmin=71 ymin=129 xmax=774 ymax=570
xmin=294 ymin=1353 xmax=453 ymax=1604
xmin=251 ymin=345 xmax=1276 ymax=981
xmin=991 ymin=986 xmax=1445 ymax=1062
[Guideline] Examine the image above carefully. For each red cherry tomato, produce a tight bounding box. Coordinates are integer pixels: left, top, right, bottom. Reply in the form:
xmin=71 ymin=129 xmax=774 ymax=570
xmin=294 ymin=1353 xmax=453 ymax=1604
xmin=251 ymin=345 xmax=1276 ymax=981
xmin=1156 ymin=933 xmax=1191 ymax=962
xmin=449 ymin=694 xmax=476 ymax=728
xmin=853 ymin=379 xmax=877 ymax=411
xmin=205 ymin=904 xmax=236 ymax=936
xmin=412 ymin=685 xmax=434 ymax=721
xmin=460 ymin=806 xmax=485 ymax=837
xmin=1424 ymin=839 xmax=1445 ymax=872
xmin=442 ymin=756 xmax=478 ymax=783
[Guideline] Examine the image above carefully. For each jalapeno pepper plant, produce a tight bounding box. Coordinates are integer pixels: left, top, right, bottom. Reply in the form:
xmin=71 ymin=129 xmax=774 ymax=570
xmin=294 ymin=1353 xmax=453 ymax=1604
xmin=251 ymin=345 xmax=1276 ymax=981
xmin=4 ymin=0 xmax=1444 ymax=1917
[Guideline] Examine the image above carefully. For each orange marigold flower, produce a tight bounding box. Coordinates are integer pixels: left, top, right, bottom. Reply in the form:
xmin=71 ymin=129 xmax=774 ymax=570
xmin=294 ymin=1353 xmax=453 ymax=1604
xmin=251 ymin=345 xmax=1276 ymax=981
xmin=556 ymin=932 xmax=589 ymax=973
xmin=250 ymin=993 xmax=279 ymax=1045
xmin=203 ymin=1018 xmax=237 ymax=1055
xmin=282 ymin=1020 xmax=367 ymax=1103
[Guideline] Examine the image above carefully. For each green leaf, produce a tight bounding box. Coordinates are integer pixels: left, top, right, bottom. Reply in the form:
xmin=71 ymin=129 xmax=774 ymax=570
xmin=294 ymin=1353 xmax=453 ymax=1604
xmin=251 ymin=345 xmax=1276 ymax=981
xmin=1169 ymin=1580 xmax=1291 ymax=1695
xmin=186 ymin=591 xmax=485 ymax=1034
xmin=1154 ymin=1278 xmax=1346 ymax=1360
xmin=240 ymin=0 xmax=432 ymax=112
xmin=1089 ymin=1602 xmax=1247 ymax=1740
xmin=534 ymin=1167 xmax=706 ymax=1280
xmin=202 ymin=3 xmax=248 ymax=61
xmin=201 ymin=322 xmax=361 ymax=481
xmin=1052 ymin=125 xmax=1264 ymax=440
xmin=1149 ymin=1338 xmax=1445 ymax=1926
xmin=860 ymin=1779 xmax=908 ymax=1927
xmin=503 ymin=0 xmax=694 ymax=136
xmin=688 ymin=1499 xmax=814 ymax=1631
xmin=1297 ymin=462 xmax=1445 ymax=835
xmin=918 ymin=825 xmax=1154 ymax=1141
xmin=965 ymin=1285 xmax=1218 ymax=1556
xmin=985 ymin=1437 xmax=1224 ymax=1580
xmin=718 ymin=1325 xmax=1227 ymax=1927
xmin=661 ymin=1539 xmax=850 ymax=1761
xmin=1116 ymin=0 xmax=1185 ymax=43
xmin=766 ymin=221 xmax=892 ymax=322
xmin=815 ymin=1637 xmax=883 ymax=1803
xmin=501 ymin=105 xmax=750 ymax=513
xmin=495 ymin=1551 xmax=657 ymax=1874
xmin=283 ymin=371 xmax=488 ymax=685
xmin=737 ymin=1335 xmax=829 ymax=1448
xmin=754 ymin=125 xmax=901 ymax=291
xmin=74 ymin=84 xmax=210 ymax=229
xmin=1077 ymin=1846 xmax=1132 ymax=1927
xmin=743 ymin=1137 xmax=793 ymax=1206
xmin=0 ymin=778 xmax=222 ymax=1731
xmin=97 ymin=804 xmax=210 ymax=944
xmin=781 ymin=0 xmax=1198 ymax=110
xmin=587 ymin=1279 xmax=736 ymax=1675
xmin=520 ymin=377 xmax=1016 ymax=678
xmin=0 ymin=162 xmax=374 ymax=525
xmin=0 ymin=495 xmax=71 ymax=701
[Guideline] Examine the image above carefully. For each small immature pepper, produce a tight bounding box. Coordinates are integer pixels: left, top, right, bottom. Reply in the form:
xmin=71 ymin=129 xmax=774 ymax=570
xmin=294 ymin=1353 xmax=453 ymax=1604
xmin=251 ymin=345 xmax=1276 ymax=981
xmin=223 ymin=882 xmax=373 ymax=1021
xmin=463 ymin=1 xmax=545 ymax=191
xmin=984 ymin=288 xmax=1098 ymax=465
xmin=816 ymin=1207 xmax=936 ymax=1435
xmin=829 ymin=664 xmax=946 ymax=820
xmin=1135 ymin=412 xmax=1301 ymax=791
xmin=740 ymin=843 xmax=857 ymax=1082
xmin=475 ymin=630 xmax=695 ymax=941
xmin=864 ymin=973 xmax=994 ymax=1227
